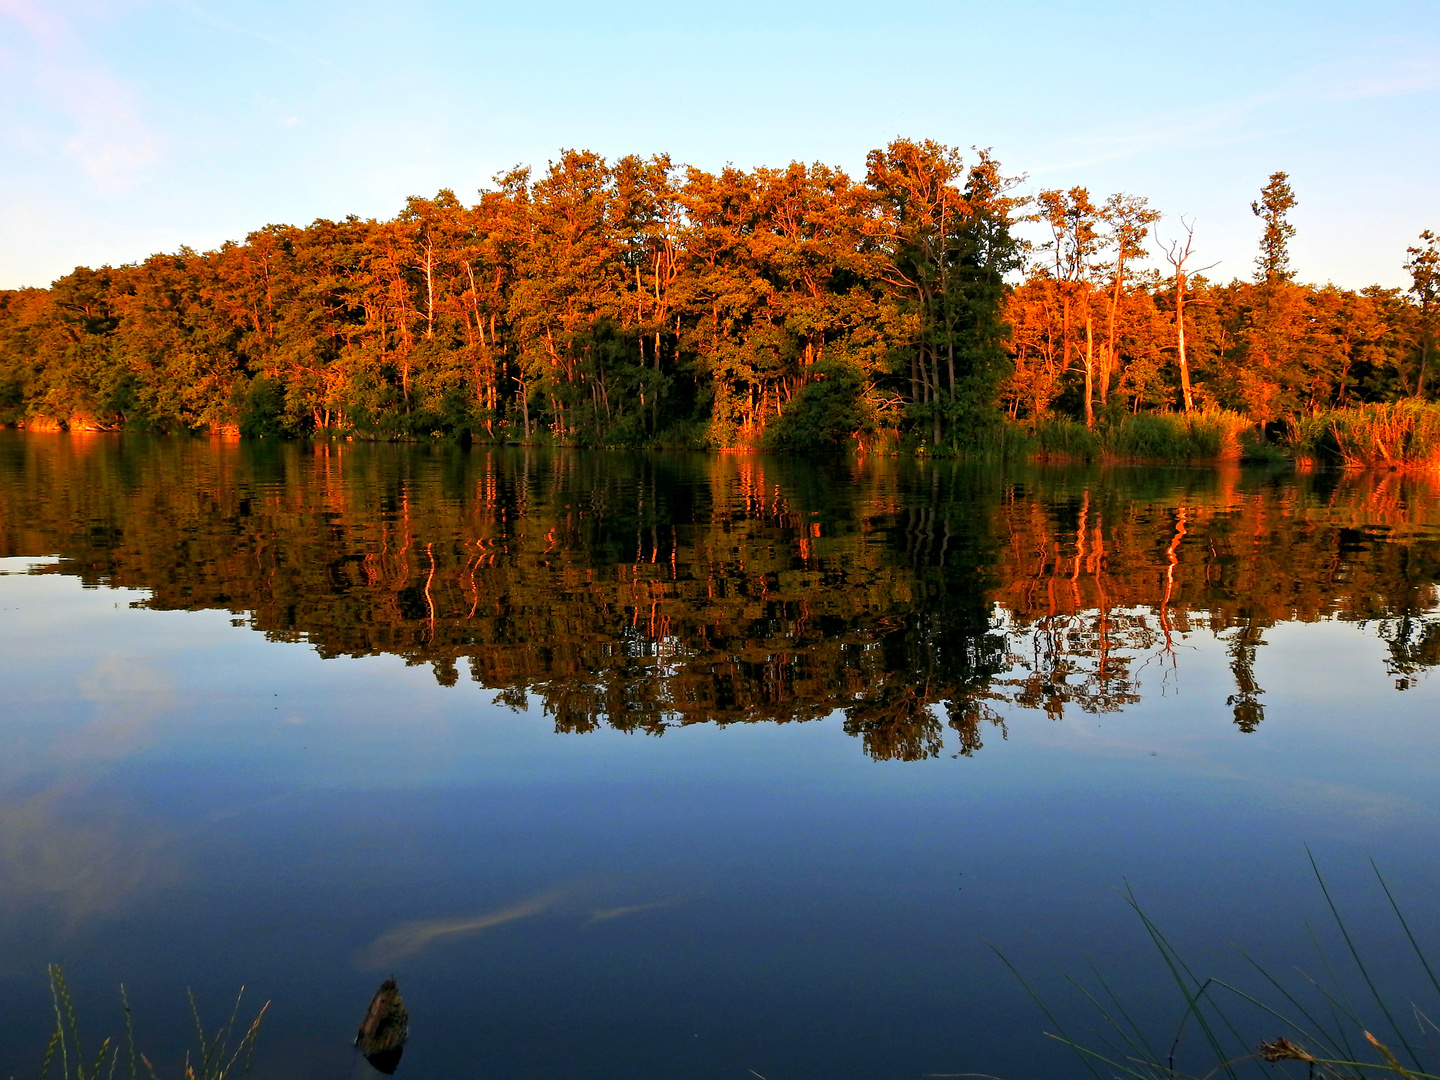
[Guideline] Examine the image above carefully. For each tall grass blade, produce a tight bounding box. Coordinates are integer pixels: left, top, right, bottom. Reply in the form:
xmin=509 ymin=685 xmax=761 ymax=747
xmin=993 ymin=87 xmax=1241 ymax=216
xmin=119 ymin=986 xmax=136 ymax=1080
xmin=49 ymin=965 xmax=73 ymax=1080
xmin=1371 ymin=858 xmax=1440 ymax=1004
xmin=987 ymin=943 xmax=1108 ymax=1080
xmin=1231 ymin=947 xmax=1356 ymax=1070
xmin=1061 ymin=973 xmax=1157 ymax=1071
xmin=1367 ymin=1030 xmax=1424 ymax=1080
xmin=1304 ymin=919 xmax=1366 ymax=1065
xmin=1086 ymin=959 xmax=1163 ymax=1066
xmin=1120 ymin=885 xmax=1241 ymax=1080
xmin=1307 ymin=848 xmax=1424 ymax=1070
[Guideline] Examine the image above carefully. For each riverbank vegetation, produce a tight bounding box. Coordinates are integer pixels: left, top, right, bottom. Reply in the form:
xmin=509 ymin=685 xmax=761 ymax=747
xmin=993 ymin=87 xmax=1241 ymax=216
xmin=0 ymin=145 xmax=1435 ymax=464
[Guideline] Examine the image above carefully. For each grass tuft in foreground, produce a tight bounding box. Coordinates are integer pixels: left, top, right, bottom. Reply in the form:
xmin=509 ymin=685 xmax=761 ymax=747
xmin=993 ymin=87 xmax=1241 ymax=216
xmin=33 ymin=966 xmax=266 ymax=1080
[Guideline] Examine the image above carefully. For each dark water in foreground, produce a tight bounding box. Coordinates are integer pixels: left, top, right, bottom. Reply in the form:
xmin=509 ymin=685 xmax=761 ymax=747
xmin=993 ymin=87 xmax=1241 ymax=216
xmin=2 ymin=433 xmax=1440 ymax=1080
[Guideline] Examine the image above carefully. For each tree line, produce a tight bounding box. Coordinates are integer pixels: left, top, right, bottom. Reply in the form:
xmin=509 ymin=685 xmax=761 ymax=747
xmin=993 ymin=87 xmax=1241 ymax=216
xmin=1007 ymin=175 xmax=1438 ymax=430
xmin=0 ymin=144 xmax=1434 ymax=450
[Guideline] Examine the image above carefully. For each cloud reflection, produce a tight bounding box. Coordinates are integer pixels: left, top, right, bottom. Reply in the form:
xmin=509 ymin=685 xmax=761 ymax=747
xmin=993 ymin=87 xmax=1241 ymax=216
xmin=358 ymin=886 xmax=576 ymax=969
xmin=582 ymin=900 xmax=677 ymax=927
xmin=358 ymin=886 xmax=686 ymax=967
xmin=0 ymin=654 xmax=179 ymax=928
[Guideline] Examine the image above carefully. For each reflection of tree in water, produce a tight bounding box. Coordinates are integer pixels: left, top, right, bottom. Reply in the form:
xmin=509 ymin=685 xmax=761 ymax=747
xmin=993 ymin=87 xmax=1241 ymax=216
xmin=2 ymin=436 xmax=1439 ymax=761
xmin=1378 ymin=612 xmax=1440 ymax=691
xmin=1225 ymin=619 xmax=1267 ymax=732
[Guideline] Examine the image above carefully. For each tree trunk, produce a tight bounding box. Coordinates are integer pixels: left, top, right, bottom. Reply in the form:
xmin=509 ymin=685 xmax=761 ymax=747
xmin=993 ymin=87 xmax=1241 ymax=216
xmin=1061 ymin=283 xmax=1072 ymax=380
xmin=1418 ymin=333 xmax=1431 ymax=398
xmin=932 ymin=346 xmax=943 ymax=447
xmin=1103 ymin=257 xmax=1124 ymax=406
xmin=423 ymin=239 xmax=435 ymax=341
xmin=1083 ymin=307 xmax=1095 ymax=428
xmin=1176 ymin=273 xmax=1194 ymax=411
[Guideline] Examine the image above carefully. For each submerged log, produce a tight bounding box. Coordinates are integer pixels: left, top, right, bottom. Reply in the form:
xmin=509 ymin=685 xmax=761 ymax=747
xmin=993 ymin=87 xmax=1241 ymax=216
xmin=356 ymin=977 xmax=409 ymax=1074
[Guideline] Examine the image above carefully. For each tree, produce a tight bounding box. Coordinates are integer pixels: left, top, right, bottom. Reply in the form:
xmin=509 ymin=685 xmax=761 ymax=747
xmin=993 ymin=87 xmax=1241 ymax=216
xmin=1405 ymin=230 xmax=1438 ymax=398
xmin=1243 ymin=173 xmax=1307 ymax=420
xmin=1251 ymin=171 xmax=1297 ymax=285
xmin=866 ymin=139 xmax=968 ymax=445
xmin=1098 ymin=193 xmax=1161 ymax=407
xmin=866 ymin=140 xmax=1022 ymax=446
xmin=1156 ymin=217 xmax=1214 ymax=412
xmin=1036 ymin=187 xmax=1102 ymax=426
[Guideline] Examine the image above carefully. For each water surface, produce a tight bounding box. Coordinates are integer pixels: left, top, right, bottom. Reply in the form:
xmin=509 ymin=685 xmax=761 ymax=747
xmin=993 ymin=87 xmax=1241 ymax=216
xmin=2 ymin=433 xmax=1439 ymax=1079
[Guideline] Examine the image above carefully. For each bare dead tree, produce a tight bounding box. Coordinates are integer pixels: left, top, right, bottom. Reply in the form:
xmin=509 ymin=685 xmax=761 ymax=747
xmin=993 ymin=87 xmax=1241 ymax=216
xmin=1155 ymin=216 xmax=1218 ymax=412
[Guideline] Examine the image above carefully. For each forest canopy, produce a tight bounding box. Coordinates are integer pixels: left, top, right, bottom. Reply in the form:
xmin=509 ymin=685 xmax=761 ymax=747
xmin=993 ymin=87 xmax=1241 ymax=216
xmin=0 ymin=142 xmax=1434 ymax=451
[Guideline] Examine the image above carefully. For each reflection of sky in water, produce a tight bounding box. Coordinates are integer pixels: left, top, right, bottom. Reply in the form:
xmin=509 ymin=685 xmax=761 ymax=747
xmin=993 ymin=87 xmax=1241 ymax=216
xmin=2 ymin=554 xmax=1440 ymax=1077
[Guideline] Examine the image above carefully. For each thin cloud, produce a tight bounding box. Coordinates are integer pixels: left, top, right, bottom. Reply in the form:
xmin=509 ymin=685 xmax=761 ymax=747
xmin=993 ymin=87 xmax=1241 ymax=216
xmin=1030 ymin=90 xmax=1291 ymax=177
xmin=0 ymin=0 xmax=65 ymax=43
xmin=45 ymin=65 xmax=161 ymax=188
xmin=1323 ymin=59 xmax=1437 ymax=101
xmin=1 ymin=1 xmax=162 ymax=192
xmin=1030 ymin=43 xmax=1436 ymax=178
xmin=169 ymin=0 xmax=356 ymax=78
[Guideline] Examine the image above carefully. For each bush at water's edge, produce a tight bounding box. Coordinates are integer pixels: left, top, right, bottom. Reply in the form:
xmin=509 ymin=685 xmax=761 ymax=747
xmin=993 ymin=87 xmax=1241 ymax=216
xmin=1292 ymin=401 xmax=1440 ymax=470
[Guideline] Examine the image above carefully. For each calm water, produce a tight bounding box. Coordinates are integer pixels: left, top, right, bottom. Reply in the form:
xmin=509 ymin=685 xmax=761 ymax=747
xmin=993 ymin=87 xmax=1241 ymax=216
xmin=2 ymin=433 xmax=1440 ymax=1080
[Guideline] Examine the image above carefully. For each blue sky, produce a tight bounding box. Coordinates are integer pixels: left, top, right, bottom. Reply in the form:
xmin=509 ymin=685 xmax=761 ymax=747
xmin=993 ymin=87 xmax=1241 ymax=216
xmin=1 ymin=0 xmax=1436 ymax=290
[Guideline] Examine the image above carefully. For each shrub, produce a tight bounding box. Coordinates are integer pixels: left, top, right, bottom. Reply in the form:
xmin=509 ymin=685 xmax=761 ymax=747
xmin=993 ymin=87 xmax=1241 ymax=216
xmin=762 ymin=361 xmax=873 ymax=453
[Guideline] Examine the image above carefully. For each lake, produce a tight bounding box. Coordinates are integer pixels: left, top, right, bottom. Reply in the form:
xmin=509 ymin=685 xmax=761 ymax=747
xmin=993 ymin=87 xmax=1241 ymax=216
xmin=2 ymin=432 xmax=1439 ymax=1080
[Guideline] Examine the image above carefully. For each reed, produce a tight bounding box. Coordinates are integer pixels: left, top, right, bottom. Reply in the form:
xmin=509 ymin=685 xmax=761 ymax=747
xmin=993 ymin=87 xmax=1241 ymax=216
xmin=31 ymin=966 xmax=266 ymax=1080
xmin=1103 ymin=410 xmax=1249 ymax=462
xmin=1292 ymin=403 xmax=1440 ymax=470
xmin=1031 ymin=417 xmax=1103 ymax=462
xmin=1006 ymin=410 xmax=1250 ymax=463
xmin=997 ymin=852 xmax=1440 ymax=1080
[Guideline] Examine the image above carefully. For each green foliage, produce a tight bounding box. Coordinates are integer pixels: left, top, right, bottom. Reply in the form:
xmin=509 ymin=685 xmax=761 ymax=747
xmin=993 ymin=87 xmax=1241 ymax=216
xmin=1103 ymin=410 xmax=1248 ymax=461
xmin=0 ymin=376 xmax=24 ymax=426
xmin=0 ymin=138 xmax=1029 ymax=449
xmin=954 ymin=421 xmax=1039 ymax=460
xmin=1032 ymin=416 xmax=1103 ymax=461
xmin=761 ymin=361 xmax=872 ymax=452
xmin=1009 ymin=410 xmax=1249 ymax=463
xmin=0 ymin=142 xmax=1430 ymax=454
xmin=236 ymin=377 xmax=288 ymax=438
xmin=1239 ymin=428 xmax=1289 ymax=465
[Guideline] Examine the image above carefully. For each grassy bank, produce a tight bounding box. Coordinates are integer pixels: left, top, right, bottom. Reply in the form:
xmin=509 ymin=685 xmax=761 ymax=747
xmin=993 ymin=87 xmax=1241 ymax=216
xmin=980 ymin=404 xmax=1440 ymax=468
xmin=1293 ymin=401 xmax=1440 ymax=470
xmin=17 ymin=403 xmax=1440 ymax=471
xmin=985 ymin=410 xmax=1255 ymax=464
